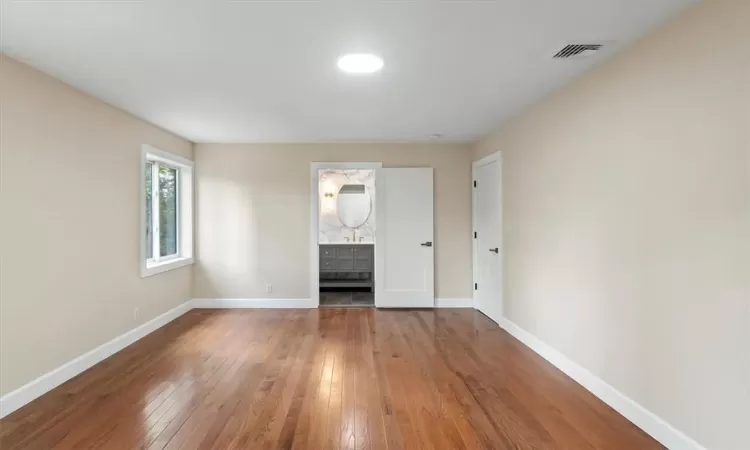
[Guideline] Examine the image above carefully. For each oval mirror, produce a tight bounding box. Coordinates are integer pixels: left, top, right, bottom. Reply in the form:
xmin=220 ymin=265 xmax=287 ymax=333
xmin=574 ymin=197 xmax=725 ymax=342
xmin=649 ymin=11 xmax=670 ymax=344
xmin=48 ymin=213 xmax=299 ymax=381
xmin=337 ymin=184 xmax=372 ymax=229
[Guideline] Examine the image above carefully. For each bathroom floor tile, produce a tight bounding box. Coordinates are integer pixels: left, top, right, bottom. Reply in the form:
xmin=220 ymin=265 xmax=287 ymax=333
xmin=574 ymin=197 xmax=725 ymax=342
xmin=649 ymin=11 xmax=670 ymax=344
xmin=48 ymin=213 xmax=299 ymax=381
xmin=352 ymin=292 xmax=375 ymax=305
xmin=320 ymin=290 xmax=374 ymax=307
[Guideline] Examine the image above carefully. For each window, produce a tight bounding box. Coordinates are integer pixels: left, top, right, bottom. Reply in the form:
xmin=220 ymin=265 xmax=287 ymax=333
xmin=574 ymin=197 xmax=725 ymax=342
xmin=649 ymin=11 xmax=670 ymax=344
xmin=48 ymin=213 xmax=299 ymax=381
xmin=141 ymin=145 xmax=194 ymax=277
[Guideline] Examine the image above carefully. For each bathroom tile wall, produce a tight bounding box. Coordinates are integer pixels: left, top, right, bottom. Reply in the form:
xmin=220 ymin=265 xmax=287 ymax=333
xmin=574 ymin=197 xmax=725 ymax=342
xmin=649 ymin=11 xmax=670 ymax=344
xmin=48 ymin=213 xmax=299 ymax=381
xmin=319 ymin=169 xmax=375 ymax=243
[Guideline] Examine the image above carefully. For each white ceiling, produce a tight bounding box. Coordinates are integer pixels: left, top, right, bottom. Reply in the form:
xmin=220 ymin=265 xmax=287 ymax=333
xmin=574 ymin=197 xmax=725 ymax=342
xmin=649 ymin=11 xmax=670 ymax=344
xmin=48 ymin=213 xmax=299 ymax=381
xmin=2 ymin=0 xmax=697 ymax=143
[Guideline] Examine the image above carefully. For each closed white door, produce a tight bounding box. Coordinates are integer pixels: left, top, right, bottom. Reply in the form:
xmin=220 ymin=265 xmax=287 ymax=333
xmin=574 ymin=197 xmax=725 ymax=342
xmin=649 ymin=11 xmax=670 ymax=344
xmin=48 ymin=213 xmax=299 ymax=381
xmin=375 ymin=168 xmax=435 ymax=308
xmin=475 ymin=160 xmax=502 ymax=323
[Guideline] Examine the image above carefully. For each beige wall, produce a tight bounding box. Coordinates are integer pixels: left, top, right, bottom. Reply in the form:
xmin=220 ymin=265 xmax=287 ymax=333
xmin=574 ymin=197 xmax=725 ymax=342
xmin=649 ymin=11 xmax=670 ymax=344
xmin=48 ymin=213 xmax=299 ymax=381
xmin=0 ymin=56 xmax=194 ymax=396
xmin=193 ymin=143 xmax=473 ymax=300
xmin=473 ymin=0 xmax=750 ymax=448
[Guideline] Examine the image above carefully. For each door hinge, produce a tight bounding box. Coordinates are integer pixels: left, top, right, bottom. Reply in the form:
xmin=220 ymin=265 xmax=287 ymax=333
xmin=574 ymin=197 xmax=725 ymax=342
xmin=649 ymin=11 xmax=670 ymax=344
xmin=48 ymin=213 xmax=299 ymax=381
xmin=474 ymin=283 xmax=478 ymax=290
xmin=474 ymin=231 xmax=477 ymax=239
xmin=473 ymin=180 xmax=477 ymax=188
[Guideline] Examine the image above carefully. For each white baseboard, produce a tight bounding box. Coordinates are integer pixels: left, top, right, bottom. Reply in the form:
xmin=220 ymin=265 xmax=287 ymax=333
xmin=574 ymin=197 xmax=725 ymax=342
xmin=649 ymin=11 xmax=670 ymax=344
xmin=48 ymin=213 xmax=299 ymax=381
xmin=435 ymin=298 xmax=474 ymax=308
xmin=6 ymin=296 xmax=697 ymax=450
xmin=496 ymin=317 xmax=705 ymax=450
xmin=193 ymin=298 xmax=470 ymax=309
xmin=190 ymin=298 xmax=317 ymax=309
xmin=0 ymin=301 xmax=192 ymax=418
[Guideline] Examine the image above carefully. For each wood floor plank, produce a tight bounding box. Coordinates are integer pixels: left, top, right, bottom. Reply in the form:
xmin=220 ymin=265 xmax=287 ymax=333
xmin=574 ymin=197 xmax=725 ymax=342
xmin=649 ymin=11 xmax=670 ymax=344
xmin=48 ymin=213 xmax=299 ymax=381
xmin=374 ymin=312 xmax=426 ymax=450
xmin=158 ymin=312 xmax=271 ymax=450
xmin=400 ymin=312 xmax=485 ymax=450
xmin=323 ymin=311 xmax=346 ymax=450
xmin=359 ymin=310 xmax=387 ymax=450
xmin=0 ymin=308 xmax=664 ymax=450
xmin=385 ymin=312 xmax=463 ymax=450
xmin=59 ymin=313 xmax=249 ymax=450
xmin=285 ymin=325 xmax=328 ymax=450
xmin=7 ymin=311 xmax=228 ymax=450
xmin=306 ymin=309 xmax=340 ymax=450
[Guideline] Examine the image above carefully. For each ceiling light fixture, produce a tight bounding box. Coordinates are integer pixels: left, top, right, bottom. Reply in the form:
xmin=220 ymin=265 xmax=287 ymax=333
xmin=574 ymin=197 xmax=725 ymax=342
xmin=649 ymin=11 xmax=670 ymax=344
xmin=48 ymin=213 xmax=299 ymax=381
xmin=337 ymin=53 xmax=384 ymax=74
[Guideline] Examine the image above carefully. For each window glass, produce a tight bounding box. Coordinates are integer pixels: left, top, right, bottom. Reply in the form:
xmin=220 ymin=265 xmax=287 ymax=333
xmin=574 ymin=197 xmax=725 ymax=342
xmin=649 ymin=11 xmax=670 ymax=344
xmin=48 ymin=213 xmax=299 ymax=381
xmin=158 ymin=166 xmax=178 ymax=257
xmin=142 ymin=147 xmax=194 ymax=277
xmin=145 ymin=162 xmax=153 ymax=259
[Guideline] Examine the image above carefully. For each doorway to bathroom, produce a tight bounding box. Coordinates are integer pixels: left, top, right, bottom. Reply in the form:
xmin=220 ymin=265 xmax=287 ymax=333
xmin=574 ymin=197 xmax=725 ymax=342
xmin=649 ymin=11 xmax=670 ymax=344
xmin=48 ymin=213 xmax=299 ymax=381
xmin=311 ymin=163 xmax=381 ymax=307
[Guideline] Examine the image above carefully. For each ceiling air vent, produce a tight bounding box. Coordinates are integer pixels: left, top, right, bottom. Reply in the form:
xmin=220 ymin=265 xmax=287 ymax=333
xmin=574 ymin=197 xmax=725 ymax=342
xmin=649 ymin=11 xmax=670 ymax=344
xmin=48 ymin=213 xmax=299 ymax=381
xmin=553 ymin=44 xmax=603 ymax=59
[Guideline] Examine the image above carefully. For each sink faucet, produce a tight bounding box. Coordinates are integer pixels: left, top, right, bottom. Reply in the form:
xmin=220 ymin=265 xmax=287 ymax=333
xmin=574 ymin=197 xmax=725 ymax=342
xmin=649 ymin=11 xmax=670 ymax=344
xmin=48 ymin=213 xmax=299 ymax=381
xmin=352 ymin=229 xmax=357 ymax=242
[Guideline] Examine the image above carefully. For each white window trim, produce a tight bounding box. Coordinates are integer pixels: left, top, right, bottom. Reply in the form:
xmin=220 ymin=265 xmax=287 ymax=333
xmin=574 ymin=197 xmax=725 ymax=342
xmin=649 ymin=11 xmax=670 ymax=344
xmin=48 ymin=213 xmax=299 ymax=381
xmin=140 ymin=144 xmax=194 ymax=278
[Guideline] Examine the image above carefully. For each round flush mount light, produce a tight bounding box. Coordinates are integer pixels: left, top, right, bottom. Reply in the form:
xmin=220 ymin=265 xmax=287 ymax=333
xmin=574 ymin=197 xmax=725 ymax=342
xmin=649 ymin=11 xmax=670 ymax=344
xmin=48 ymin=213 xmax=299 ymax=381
xmin=337 ymin=53 xmax=384 ymax=74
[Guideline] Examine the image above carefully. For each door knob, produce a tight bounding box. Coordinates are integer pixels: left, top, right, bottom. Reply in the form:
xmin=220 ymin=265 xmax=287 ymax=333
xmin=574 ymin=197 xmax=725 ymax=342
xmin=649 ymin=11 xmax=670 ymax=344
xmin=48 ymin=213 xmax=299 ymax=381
xmin=489 ymin=248 xmax=499 ymax=254
xmin=421 ymin=242 xmax=433 ymax=247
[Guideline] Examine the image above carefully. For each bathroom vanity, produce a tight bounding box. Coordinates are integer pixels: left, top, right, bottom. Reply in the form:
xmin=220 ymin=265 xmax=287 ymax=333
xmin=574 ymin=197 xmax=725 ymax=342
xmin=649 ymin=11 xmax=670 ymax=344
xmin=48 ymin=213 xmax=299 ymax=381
xmin=319 ymin=243 xmax=374 ymax=290
xmin=317 ymin=172 xmax=376 ymax=296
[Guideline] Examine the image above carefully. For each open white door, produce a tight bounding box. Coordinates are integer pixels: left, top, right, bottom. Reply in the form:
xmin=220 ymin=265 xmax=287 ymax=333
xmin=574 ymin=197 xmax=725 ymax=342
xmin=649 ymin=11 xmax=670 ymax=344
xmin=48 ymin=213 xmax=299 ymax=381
xmin=375 ymin=168 xmax=435 ymax=308
xmin=474 ymin=158 xmax=502 ymax=323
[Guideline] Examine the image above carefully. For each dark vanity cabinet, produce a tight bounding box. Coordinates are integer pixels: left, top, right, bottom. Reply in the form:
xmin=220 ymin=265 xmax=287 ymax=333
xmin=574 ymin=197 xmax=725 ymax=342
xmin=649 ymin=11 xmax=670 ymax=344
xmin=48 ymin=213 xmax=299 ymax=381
xmin=319 ymin=244 xmax=374 ymax=290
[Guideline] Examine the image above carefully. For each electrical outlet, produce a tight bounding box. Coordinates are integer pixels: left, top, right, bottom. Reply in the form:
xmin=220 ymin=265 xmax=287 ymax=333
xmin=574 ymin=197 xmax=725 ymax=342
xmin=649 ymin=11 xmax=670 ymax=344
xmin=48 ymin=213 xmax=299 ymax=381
xmin=266 ymin=284 xmax=273 ymax=294
xmin=134 ymin=308 xmax=139 ymax=321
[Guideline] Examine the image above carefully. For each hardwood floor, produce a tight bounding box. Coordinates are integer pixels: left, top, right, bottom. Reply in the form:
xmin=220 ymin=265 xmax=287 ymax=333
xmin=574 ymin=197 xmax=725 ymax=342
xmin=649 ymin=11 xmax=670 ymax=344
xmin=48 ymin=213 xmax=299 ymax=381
xmin=0 ymin=308 xmax=662 ymax=449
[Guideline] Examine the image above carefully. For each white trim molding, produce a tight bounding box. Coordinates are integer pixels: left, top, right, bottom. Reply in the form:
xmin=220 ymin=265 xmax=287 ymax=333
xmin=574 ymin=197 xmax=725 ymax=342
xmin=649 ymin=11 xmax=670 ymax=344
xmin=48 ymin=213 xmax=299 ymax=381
xmin=0 ymin=301 xmax=192 ymax=418
xmin=1 ymin=295 xmax=703 ymax=450
xmin=191 ymin=298 xmax=317 ymax=309
xmin=497 ymin=317 xmax=706 ymax=450
xmin=435 ymin=298 xmax=474 ymax=308
xmin=192 ymin=298 xmax=471 ymax=309
xmin=140 ymin=144 xmax=195 ymax=278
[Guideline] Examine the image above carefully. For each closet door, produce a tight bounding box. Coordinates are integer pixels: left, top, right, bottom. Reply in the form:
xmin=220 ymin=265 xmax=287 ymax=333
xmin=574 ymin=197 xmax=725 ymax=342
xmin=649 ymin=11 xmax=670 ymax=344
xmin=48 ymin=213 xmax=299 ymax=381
xmin=474 ymin=159 xmax=502 ymax=324
xmin=375 ymin=168 xmax=435 ymax=308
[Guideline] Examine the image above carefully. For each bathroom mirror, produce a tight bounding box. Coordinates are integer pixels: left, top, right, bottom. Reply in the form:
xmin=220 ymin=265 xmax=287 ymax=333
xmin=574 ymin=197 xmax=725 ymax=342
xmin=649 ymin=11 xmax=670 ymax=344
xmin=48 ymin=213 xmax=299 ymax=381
xmin=337 ymin=184 xmax=372 ymax=229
